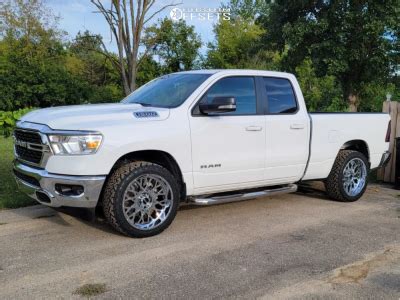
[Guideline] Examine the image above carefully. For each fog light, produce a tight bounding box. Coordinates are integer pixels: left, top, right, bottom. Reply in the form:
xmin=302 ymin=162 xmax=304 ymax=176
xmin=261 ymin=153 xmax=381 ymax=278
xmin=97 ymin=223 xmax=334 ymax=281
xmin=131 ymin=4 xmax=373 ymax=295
xmin=55 ymin=184 xmax=84 ymax=196
xmin=36 ymin=191 xmax=51 ymax=203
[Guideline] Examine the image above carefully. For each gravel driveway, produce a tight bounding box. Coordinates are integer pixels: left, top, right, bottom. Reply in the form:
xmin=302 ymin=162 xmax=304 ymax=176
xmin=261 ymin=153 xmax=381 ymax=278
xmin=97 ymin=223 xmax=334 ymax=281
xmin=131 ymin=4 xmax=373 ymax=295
xmin=1 ymin=183 xmax=399 ymax=299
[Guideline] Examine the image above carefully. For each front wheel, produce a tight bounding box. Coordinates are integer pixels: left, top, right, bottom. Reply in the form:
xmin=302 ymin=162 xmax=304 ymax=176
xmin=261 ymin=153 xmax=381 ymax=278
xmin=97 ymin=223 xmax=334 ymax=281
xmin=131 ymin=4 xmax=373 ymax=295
xmin=102 ymin=161 xmax=180 ymax=238
xmin=325 ymin=150 xmax=369 ymax=202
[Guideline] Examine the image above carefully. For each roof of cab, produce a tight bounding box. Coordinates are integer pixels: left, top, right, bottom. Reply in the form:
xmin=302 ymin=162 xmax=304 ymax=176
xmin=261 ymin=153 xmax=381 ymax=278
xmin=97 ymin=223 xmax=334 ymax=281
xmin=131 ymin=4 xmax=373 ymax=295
xmin=176 ymin=69 xmax=294 ymax=78
xmin=176 ymin=69 xmax=221 ymax=74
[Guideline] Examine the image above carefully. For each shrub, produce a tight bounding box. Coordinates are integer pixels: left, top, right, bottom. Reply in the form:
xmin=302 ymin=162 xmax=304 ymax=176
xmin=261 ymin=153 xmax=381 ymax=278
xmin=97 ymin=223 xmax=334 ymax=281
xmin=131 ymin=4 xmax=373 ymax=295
xmin=0 ymin=108 xmax=36 ymax=137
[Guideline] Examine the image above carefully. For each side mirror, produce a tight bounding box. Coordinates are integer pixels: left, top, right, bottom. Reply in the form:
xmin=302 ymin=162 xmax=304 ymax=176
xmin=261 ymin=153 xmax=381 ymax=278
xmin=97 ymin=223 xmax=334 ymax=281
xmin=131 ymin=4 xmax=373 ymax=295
xmin=199 ymin=97 xmax=236 ymax=114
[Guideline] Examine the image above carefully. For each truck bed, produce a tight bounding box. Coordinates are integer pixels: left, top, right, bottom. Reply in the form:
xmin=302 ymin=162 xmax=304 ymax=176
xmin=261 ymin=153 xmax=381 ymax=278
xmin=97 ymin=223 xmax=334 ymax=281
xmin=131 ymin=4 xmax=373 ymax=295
xmin=303 ymin=113 xmax=390 ymax=180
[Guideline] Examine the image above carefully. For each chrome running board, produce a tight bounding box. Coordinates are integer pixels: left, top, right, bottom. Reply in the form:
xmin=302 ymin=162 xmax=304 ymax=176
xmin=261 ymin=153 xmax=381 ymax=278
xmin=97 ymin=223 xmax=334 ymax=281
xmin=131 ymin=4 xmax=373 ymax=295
xmin=191 ymin=184 xmax=298 ymax=206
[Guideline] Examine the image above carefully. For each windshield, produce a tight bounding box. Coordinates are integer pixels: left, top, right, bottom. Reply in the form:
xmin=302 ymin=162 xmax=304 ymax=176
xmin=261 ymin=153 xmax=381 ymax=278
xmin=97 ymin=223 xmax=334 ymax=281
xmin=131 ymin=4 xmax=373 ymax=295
xmin=122 ymin=73 xmax=211 ymax=108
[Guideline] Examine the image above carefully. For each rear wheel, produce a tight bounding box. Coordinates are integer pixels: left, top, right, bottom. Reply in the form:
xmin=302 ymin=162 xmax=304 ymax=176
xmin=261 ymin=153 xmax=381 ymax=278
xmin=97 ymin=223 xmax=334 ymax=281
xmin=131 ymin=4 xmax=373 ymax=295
xmin=102 ymin=161 xmax=180 ymax=238
xmin=325 ymin=150 xmax=369 ymax=202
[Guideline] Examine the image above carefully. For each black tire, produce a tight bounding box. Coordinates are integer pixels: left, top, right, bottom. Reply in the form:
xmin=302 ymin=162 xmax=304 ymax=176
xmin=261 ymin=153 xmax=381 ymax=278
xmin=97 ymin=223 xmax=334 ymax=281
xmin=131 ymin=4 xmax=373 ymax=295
xmin=102 ymin=161 xmax=180 ymax=238
xmin=325 ymin=150 xmax=369 ymax=202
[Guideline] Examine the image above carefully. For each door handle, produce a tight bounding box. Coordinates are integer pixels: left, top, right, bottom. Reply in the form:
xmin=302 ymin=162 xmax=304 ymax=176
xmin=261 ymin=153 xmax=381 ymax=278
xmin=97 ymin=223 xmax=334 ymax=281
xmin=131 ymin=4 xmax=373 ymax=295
xmin=246 ymin=126 xmax=263 ymax=131
xmin=290 ymin=124 xmax=305 ymax=130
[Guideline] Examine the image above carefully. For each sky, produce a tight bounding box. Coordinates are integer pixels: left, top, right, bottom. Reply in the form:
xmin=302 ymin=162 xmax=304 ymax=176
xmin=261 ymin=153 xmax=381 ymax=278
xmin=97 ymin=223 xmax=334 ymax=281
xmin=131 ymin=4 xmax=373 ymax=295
xmin=47 ymin=0 xmax=227 ymax=54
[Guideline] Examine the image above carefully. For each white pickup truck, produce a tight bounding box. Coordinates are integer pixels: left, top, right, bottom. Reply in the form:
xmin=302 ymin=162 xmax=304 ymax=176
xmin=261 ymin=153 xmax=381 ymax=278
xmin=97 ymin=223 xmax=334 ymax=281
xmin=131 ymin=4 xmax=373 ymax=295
xmin=13 ymin=70 xmax=391 ymax=237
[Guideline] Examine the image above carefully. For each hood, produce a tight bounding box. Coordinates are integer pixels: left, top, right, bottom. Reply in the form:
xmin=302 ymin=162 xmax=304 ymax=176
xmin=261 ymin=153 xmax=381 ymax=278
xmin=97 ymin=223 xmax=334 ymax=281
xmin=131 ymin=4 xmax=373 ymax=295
xmin=20 ymin=103 xmax=170 ymax=131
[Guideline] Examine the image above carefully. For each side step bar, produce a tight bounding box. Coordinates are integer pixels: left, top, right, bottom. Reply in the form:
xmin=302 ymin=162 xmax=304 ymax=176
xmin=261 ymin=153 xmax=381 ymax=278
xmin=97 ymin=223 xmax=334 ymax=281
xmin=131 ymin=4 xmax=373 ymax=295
xmin=190 ymin=184 xmax=298 ymax=206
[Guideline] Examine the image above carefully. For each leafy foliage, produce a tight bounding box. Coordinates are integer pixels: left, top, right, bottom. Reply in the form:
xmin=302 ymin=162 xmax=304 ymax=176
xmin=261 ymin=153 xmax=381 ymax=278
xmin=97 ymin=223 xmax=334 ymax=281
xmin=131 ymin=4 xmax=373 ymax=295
xmin=0 ymin=1 xmax=125 ymax=111
xmin=67 ymin=31 xmax=124 ymax=102
xmin=260 ymin=0 xmax=400 ymax=111
xmin=205 ymin=0 xmax=399 ymax=111
xmin=0 ymin=107 xmax=36 ymax=137
xmin=144 ymin=18 xmax=202 ymax=73
xmin=0 ymin=136 xmax=35 ymax=208
xmin=358 ymin=82 xmax=396 ymax=112
xmin=224 ymin=0 xmax=269 ymax=20
xmin=295 ymin=58 xmax=345 ymax=112
xmin=206 ymin=18 xmax=268 ymax=69
xmin=136 ymin=55 xmax=162 ymax=87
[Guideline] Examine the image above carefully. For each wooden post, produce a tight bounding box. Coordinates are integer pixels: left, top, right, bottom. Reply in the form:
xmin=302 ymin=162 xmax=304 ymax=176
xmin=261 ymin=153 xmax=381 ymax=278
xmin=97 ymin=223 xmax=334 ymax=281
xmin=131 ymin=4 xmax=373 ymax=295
xmin=378 ymin=101 xmax=399 ymax=182
xmin=377 ymin=101 xmax=390 ymax=181
xmin=393 ymin=103 xmax=400 ymax=182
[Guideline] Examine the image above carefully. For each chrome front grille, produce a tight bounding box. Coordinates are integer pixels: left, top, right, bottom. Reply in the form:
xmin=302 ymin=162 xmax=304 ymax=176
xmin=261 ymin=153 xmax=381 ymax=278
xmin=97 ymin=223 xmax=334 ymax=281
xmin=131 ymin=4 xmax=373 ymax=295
xmin=13 ymin=128 xmax=51 ymax=168
xmin=15 ymin=144 xmax=43 ymax=164
xmin=14 ymin=130 xmax=42 ymax=144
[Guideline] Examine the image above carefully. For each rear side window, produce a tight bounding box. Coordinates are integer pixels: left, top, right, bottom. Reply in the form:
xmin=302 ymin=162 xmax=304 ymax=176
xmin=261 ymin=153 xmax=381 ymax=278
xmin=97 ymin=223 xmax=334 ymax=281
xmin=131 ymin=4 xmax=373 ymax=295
xmin=204 ymin=76 xmax=257 ymax=115
xmin=263 ymin=77 xmax=297 ymax=114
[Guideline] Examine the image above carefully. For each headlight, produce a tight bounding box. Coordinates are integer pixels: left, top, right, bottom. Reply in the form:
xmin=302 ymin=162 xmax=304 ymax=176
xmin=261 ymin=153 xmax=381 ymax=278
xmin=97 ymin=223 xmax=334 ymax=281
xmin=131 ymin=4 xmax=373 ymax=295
xmin=48 ymin=134 xmax=103 ymax=155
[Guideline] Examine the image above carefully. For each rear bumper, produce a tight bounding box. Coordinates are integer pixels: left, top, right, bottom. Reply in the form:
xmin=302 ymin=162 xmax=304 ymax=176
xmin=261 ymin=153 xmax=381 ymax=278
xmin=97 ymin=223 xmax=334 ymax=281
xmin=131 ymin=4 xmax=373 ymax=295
xmin=378 ymin=151 xmax=391 ymax=168
xmin=13 ymin=160 xmax=106 ymax=208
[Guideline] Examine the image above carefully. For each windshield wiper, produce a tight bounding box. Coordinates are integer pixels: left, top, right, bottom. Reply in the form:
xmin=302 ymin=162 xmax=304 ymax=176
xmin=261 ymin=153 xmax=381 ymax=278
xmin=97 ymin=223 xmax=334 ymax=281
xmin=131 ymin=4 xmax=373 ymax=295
xmin=132 ymin=102 xmax=167 ymax=108
xmin=132 ymin=102 xmax=154 ymax=107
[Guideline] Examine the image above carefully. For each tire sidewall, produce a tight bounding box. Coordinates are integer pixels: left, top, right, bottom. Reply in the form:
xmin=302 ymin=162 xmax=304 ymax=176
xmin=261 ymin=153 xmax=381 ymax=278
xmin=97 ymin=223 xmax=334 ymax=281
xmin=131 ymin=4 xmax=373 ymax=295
xmin=338 ymin=152 xmax=369 ymax=201
xmin=113 ymin=164 xmax=180 ymax=237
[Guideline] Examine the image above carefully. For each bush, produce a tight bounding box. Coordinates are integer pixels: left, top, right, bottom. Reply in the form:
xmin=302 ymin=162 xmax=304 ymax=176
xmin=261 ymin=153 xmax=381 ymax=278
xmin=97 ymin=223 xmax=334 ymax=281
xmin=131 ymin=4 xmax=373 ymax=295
xmin=0 ymin=108 xmax=36 ymax=137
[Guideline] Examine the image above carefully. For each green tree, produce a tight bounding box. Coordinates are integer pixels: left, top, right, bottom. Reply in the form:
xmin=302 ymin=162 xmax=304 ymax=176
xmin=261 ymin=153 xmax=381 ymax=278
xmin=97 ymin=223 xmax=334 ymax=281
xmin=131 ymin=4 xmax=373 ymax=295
xmin=70 ymin=30 xmax=160 ymax=94
xmin=144 ymin=18 xmax=202 ymax=73
xmin=224 ymin=0 xmax=269 ymax=20
xmin=90 ymin=0 xmax=178 ymax=95
xmin=0 ymin=0 xmax=88 ymax=110
xmin=136 ymin=55 xmax=162 ymax=87
xmin=261 ymin=0 xmax=400 ymax=111
xmin=206 ymin=0 xmax=281 ymax=70
xmin=358 ymin=82 xmax=396 ymax=112
xmin=295 ymin=58 xmax=345 ymax=112
xmin=68 ymin=31 xmax=124 ymax=102
xmin=206 ymin=18 xmax=265 ymax=68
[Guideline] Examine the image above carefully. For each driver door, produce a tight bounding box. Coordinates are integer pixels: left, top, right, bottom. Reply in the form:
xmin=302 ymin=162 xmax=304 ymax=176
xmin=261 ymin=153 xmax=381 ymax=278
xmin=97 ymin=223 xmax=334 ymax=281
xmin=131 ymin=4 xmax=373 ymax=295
xmin=189 ymin=76 xmax=266 ymax=194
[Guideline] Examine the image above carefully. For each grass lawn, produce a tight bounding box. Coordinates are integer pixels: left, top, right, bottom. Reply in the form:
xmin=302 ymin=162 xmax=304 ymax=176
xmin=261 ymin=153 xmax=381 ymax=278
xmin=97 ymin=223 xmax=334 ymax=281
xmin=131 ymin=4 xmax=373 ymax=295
xmin=0 ymin=136 xmax=36 ymax=209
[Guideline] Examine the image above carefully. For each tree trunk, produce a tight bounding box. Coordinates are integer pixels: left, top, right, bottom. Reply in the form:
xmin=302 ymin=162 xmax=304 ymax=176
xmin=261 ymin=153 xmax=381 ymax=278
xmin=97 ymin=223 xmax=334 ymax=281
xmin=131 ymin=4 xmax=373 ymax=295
xmin=91 ymin=0 xmax=178 ymax=97
xmin=122 ymin=74 xmax=131 ymax=96
xmin=348 ymin=93 xmax=358 ymax=112
xmin=119 ymin=60 xmax=130 ymax=95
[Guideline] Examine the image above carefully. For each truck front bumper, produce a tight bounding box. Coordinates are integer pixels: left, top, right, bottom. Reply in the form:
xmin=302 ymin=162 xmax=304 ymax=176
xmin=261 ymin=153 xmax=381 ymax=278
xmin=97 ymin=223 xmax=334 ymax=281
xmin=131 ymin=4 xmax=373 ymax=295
xmin=13 ymin=160 xmax=106 ymax=208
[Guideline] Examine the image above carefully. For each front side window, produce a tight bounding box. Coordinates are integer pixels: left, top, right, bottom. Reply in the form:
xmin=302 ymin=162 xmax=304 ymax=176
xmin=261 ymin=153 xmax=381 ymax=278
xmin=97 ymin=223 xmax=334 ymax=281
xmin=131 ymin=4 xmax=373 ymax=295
xmin=123 ymin=73 xmax=211 ymax=108
xmin=263 ymin=77 xmax=297 ymax=114
xmin=202 ymin=76 xmax=257 ymax=115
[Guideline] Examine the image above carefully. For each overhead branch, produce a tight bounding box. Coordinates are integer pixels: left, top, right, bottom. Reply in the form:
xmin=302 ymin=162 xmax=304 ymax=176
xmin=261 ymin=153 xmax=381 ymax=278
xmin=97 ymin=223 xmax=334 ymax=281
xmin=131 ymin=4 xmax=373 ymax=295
xmin=73 ymin=35 xmax=122 ymax=72
xmin=143 ymin=2 xmax=182 ymax=25
xmin=90 ymin=0 xmax=178 ymax=94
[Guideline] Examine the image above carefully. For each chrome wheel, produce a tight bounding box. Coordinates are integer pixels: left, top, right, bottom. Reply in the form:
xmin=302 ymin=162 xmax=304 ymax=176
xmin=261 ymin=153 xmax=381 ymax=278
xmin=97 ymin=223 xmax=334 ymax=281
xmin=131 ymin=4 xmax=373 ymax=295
xmin=122 ymin=174 xmax=173 ymax=230
xmin=342 ymin=158 xmax=367 ymax=197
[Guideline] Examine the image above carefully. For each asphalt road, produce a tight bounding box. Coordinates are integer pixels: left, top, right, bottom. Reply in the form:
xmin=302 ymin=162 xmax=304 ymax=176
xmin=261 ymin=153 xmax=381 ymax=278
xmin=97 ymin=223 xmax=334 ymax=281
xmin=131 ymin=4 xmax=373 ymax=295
xmin=1 ymin=183 xmax=399 ymax=299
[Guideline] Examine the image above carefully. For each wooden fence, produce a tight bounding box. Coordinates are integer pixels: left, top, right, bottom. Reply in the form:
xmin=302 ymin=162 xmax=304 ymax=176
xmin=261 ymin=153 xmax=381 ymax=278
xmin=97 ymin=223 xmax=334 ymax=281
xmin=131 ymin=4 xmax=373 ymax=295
xmin=377 ymin=101 xmax=400 ymax=182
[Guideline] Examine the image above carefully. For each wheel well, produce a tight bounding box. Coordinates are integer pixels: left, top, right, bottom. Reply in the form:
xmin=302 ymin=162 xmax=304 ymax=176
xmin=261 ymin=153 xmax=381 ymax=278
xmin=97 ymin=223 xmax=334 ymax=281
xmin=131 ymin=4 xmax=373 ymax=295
xmin=107 ymin=150 xmax=186 ymax=199
xmin=340 ymin=140 xmax=369 ymax=161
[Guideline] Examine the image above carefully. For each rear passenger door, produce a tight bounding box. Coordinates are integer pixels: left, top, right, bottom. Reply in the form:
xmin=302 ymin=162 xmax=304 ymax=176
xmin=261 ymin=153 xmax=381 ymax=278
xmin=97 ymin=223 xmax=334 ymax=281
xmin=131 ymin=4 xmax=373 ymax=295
xmin=261 ymin=77 xmax=310 ymax=182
